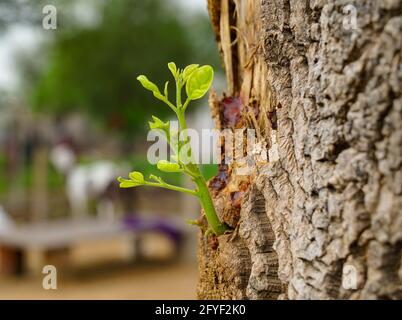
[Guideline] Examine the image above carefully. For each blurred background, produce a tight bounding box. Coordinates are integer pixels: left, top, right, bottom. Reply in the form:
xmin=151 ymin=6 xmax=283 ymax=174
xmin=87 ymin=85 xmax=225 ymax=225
xmin=0 ymin=0 xmax=223 ymax=299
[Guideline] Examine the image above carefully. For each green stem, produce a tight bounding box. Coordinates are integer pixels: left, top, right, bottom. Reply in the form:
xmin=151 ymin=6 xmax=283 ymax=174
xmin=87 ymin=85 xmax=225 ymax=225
xmin=193 ymin=175 xmax=229 ymax=236
xmin=145 ymin=181 xmax=197 ymax=196
xmin=182 ymin=98 xmax=190 ymax=112
xmin=176 ymin=81 xmax=182 ymax=108
xmin=177 ymin=110 xmax=229 ymax=236
xmin=177 ymin=110 xmax=191 ymax=165
xmin=162 ymin=98 xmax=177 ymax=113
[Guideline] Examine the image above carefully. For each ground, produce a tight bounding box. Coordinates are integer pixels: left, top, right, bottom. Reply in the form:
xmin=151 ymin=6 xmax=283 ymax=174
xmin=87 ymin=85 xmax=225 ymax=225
xmin=0 ymin=234 xmax=197 ymax=299
xmin=0 ymin=261 xmax=197 ymax=300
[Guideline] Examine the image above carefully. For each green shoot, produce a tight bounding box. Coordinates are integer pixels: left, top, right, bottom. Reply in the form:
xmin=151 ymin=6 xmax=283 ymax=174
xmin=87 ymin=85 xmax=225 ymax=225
xmin=118 ymin=63 xmax=230 ymax=236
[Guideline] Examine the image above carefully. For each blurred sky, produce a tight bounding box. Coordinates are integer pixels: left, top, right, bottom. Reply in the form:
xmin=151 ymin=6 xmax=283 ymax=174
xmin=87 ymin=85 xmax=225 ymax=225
xmin=0 ymin=0 xmax=207 ymax=91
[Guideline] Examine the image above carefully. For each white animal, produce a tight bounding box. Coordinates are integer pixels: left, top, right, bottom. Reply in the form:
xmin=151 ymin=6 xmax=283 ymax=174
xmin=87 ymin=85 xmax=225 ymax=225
xmin=0 ymin=205 xmax=14 ymax=232
xmin=50 ymin=144 xmax=124 ymax=219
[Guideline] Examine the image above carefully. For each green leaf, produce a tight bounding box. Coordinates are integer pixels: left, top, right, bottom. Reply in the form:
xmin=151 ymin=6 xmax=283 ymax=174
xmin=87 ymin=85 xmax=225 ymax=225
xmin=157 ymin=160 xmax=182 ymax=173
xmin=185 ymin=65 xmax=214 ymax=100
xmin=148 ymin=115 xmax=169 ymax=131
xmin=149 ymin=174 xmax=163 ymax=183
xmin=164 ymin=81 xmax=169 ymax=99
xmin=137 ymin=75 xmax=159 ymax=93
xmin=168 ymin=62 xmax=177 ymax=79
xmin=137 ymin=75 xmax=165 ymax=100
xmin=117 ymin=177 xmax=142 ymax=188
xmin=128 ymin=171 xmax=144 ymax=183
xmin=182 ymin=64 xmax=199 ymax=82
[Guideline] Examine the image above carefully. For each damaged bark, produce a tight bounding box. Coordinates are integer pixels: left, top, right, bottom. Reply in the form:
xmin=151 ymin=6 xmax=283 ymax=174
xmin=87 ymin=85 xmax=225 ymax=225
xmin=198 ymin=0 xmax=402 ymax=299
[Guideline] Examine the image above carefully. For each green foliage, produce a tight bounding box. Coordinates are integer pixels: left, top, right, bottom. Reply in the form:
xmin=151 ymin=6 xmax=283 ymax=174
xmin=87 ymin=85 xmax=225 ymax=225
xmin=118 ymin=63 xmax=230 ymax=236
xmin=126 ymin=155 xmax=182 ymax=187
xmin=118 ymin=171 xmax=144 ymax=188
xmin=186 ymin=65 xmax=214 ymax=100
xmin=148 ymin=116 xmax=170 ymax=132
xmin=137 ymin=76 xmax=165 ymax=101
xmin=29 ymin=0 xmax=220 ymax=138
xmin=168 ymin=62 xmax=178 ymax=79
xmin=182 ymin=64 xmax=200 ymax=82
xmin=157 ymin=160 xmax=182 ymax=173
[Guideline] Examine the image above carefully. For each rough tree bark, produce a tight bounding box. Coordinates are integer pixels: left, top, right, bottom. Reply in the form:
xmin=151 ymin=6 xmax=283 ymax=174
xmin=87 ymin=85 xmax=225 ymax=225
xmin=197 ymin=0 xmax=402 ymax=299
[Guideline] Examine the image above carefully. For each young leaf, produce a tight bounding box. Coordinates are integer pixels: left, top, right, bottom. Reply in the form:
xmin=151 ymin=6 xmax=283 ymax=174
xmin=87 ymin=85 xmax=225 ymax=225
xmin=128 ymin=171 xmax=145 ymax=183
xmin=137 ymin=75 xmax=165 ymax=101
xmin=186 ymin=65 xmax=214 ymax=100
xmin=164 ymin=81 xmax=169 ymax=99
xmin=117 ymin=177 xmax=142 ymax=188
xmin=157 ymin=160 xmax=182 ymax=173
xmin=137 ymin=75 xmax=159 ymax=93
xmin=182 ymin=64 xmax=199 ymax=82
xmin=149 ymin=174 xmax=163 ymax=183
xmin=149 ymin=116 xmax=169 ymax=132
xmin=168 ymin=62 xmax=177 ymax=79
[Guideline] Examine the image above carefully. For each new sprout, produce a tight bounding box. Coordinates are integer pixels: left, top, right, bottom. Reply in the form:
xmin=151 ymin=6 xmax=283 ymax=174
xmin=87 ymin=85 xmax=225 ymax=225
xmin=118 ymin=63 xmax=230 ymax=236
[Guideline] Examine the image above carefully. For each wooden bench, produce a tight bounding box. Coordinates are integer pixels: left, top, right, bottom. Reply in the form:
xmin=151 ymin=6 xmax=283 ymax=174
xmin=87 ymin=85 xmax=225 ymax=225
xmin=0 ymin=216 xmax=183 ymax=275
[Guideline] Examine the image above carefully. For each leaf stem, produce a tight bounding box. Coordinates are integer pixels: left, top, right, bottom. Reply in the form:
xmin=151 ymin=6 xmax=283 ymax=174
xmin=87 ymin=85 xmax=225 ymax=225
xmin=193 ymin=175 xmax=229 ymax=236
xmin=176 ymin=102 xmax=229 ymax=236
xmin=144 ymin=181 xmax=198 ymax=196
xmin=176 ymin=81 xmax=182 ymax=108
xmin=182 ymin=98 xmax=190 ymax=112
xmin=162 ymin=98 xmax=177 ymax=112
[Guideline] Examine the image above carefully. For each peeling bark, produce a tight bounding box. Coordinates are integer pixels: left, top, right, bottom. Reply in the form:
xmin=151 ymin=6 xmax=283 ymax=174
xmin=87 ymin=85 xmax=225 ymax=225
xmin=198 ymin=0 xmax=402 ymax=299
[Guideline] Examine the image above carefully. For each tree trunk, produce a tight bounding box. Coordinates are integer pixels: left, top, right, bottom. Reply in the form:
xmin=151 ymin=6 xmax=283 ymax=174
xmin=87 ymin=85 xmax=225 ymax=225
xmin=197 ymin=0 xmax=402 ymax=299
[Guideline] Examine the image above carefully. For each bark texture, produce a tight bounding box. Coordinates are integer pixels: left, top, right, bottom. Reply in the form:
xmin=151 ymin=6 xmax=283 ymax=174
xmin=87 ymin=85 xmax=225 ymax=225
xmin=198 ymin=0 xmax=402 ymax=299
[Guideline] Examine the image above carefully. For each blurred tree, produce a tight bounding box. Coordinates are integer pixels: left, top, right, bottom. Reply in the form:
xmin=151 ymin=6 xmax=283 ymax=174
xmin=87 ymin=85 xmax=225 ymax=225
xmin=0 ymin=0 xmax=36 ymax=30
xmin=29 ymin=0 xmax=220 ymax=138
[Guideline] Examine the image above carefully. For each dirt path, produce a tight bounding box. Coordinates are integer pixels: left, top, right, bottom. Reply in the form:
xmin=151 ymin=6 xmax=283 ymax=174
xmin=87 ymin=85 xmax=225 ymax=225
xmin=0 ymin=262 xmax=197 ymax=300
